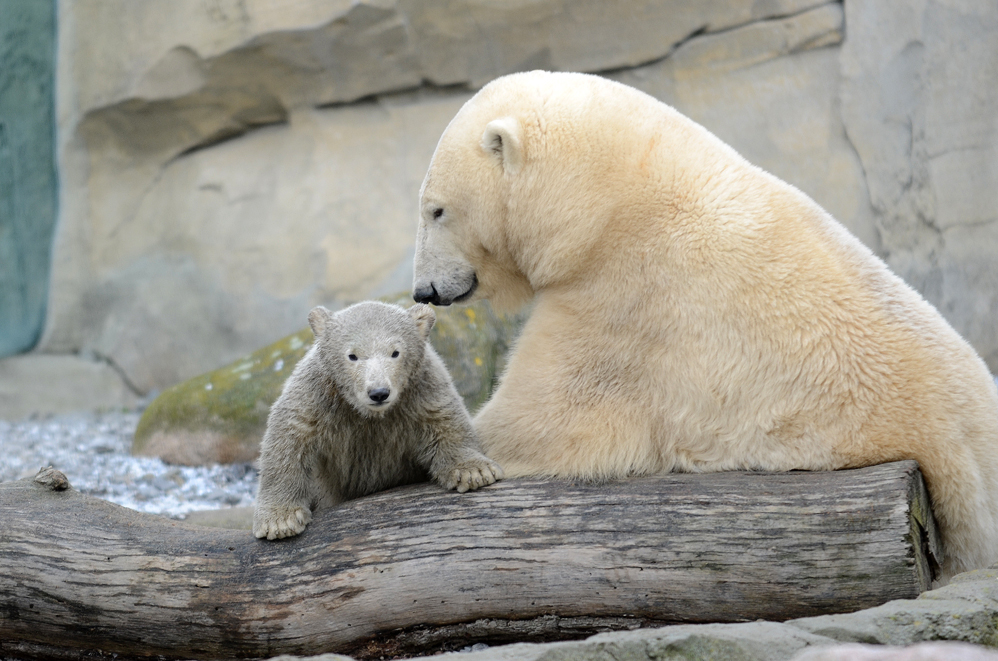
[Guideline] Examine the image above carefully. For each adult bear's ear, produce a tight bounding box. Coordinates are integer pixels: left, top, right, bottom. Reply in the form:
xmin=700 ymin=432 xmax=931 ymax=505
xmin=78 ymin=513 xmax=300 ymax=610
xmin=308 ymin=306 xmax=333 ymax=337
xmin=481 ymin=117 xmax=523 ymax=174
xmin=408 ymin=303 xmax=436 ymax=340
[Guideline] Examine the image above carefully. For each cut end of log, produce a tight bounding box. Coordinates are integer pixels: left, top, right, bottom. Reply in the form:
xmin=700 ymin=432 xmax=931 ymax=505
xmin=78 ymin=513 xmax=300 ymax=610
xmin=906 ymin=464 xmax=944 ymax=587
xmin=33 ymin=466 xmax=70 ymax=491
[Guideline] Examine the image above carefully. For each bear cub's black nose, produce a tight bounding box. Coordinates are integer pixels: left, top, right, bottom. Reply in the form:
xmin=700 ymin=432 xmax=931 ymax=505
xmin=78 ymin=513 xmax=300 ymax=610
xmin=368 ymin=388 xmax=390 ymax=403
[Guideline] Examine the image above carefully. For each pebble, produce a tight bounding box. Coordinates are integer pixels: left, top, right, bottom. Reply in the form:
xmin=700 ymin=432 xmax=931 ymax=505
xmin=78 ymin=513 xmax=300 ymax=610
xmin=0 ymin=410 xmax=258 ymax=518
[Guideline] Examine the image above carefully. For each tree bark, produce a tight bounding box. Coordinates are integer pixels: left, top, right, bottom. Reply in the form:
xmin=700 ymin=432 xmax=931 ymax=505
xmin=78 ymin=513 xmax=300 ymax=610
xmin=0 ymin=461 xmax=941 ymax=661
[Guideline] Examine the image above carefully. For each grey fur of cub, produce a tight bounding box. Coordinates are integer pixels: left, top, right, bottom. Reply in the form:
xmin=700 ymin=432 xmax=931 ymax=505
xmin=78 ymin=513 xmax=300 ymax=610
xmin=253 ymin=301 xmax=503 ymax=540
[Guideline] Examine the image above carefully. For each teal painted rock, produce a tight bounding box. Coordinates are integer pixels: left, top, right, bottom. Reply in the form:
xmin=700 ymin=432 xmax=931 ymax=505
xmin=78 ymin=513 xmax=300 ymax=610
xmin=133 ymin=294 xmax=525 ymax=465
xmin=0 ymin=0 xmax=57 ymax=356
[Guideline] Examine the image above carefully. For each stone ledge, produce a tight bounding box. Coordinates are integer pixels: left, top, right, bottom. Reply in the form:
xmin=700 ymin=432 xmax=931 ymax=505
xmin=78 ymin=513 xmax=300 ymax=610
xmin=0 ymin=353 xmax=139 ymax=421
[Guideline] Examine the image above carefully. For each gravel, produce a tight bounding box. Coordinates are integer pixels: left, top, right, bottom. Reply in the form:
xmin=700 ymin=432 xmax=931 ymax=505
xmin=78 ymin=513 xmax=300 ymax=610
xmin=0 ymin=410 xmax=258 ymax=518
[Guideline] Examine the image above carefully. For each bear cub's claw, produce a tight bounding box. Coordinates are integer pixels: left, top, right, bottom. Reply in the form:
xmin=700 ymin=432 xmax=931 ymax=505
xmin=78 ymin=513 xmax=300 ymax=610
xmin=444 ymin=456 xmax=504 ymax=493
xmin=253 ymin=505 xmax=312 ymax=540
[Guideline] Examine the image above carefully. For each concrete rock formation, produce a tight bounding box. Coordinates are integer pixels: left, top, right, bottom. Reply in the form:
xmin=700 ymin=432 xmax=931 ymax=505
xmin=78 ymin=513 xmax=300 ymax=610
xmin=0 ymin=0 xmax=991 ymax=415
xmin=838 ymin=1 xmax=998 ymax=369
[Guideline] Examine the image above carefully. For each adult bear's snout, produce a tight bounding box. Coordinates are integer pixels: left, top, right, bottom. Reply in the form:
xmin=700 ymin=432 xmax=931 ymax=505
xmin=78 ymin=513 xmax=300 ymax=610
xmin=413 ymin=283 xmax=441 ymax=306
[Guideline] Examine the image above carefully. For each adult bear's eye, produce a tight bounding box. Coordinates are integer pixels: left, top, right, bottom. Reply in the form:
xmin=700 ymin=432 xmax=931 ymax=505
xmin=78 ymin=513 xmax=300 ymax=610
xmin=348 ymin=354 xmax=358 ymax=361
xmin=432 ymin=207 xmax=444 ymax=219
xmin=391 ymin=350 xmax=400 ymax=358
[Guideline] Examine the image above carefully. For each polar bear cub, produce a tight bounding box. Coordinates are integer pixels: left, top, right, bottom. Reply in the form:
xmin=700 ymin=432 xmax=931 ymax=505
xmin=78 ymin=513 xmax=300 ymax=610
xmin=412 ymin=70 xmax=998 ymax=580
xmin=253 ymin=301 xmax=502 ymax=540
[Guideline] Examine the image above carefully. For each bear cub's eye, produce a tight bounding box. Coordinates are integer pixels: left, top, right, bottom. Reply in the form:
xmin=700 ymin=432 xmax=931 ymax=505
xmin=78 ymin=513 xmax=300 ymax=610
xmin=348 ymin=354 xmax=358 ymax=361
xmin=432 ymin=207 xmax=444 ymax=219
xmin=391 ymin=350 xmax=400 ymax=358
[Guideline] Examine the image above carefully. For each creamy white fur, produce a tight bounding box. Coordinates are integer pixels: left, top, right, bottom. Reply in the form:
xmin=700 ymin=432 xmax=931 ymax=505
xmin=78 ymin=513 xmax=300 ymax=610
xmin=412 ymin=71 xmax=998 ymax=580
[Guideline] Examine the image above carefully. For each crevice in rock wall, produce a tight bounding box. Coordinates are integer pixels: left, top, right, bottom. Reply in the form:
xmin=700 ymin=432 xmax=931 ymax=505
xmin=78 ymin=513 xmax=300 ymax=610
xmin=316 ymin=81 xmax=474 ymax=112
xmin=78 ymin=89 xmax=290 ymax=163
xmin=599 ymin=2 xmax=843 ymax=81
xmin=839 ymin=111 xmax=884 ymax=257
xmin=172 ymin=115 xmax=288 ymax=161
xmin=687 ymin=0 xmax=841 ymax=43
xmin=648 ymin=25 xmax=711 ymax=68
xmin=81 ymin=350 xmax=146 ymax=398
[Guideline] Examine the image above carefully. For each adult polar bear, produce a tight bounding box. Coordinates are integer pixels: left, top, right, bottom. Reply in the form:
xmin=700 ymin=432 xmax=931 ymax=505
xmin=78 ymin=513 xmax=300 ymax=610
xmin=412 ymin=71 xmax=998 ymax=580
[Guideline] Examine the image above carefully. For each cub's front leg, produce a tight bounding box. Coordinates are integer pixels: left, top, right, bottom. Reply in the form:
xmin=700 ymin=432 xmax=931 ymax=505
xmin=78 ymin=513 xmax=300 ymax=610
xmin=253 ymin=412 xmax=320 ymax=540
xmin=436 ymin=446 xmax=505 ymax=493
xmin=253 ymin=501 xmax=311 ymax=540
xmin=428 ymin=417 xmax=504 ymax=493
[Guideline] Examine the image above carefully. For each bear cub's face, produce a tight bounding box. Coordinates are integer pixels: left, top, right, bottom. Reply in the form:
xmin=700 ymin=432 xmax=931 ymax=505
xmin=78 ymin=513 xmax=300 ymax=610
xmin=308 ymin=302 xmax=436 ymax=417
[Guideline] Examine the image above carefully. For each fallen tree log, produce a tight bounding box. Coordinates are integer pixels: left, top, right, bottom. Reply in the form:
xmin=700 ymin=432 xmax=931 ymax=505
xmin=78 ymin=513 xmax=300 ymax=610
xmin=0 ymin=461 xmax=940 ymax=661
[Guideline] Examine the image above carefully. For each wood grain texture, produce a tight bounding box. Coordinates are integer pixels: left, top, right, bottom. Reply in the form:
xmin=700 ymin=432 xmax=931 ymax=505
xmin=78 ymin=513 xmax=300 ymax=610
xmin=0 ymin=461 xmax=940 ymax=661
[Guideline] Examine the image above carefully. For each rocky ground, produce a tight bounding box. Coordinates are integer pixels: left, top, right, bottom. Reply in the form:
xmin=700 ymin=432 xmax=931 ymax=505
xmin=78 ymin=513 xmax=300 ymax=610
xmin=0 ymin=410 xmax=258 ymax=518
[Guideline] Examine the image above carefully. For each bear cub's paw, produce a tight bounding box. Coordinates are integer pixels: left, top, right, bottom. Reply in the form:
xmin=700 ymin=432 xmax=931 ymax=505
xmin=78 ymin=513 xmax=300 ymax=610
xmin=253 ymin=505 xmax=312 ymax=540
xmin=441 ymin=454 xmax=505 ymax=493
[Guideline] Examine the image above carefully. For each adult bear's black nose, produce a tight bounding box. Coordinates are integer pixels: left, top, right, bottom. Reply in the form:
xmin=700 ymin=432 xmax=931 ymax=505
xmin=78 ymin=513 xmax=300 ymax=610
xmin=368 ymin=388 xmax=390 ymax=403
xmin=413 ymin=283 xmax=440 ymax=305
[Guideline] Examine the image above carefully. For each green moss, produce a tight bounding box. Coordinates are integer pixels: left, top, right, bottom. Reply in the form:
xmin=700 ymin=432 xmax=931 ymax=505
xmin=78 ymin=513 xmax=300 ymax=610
xmin=132 ymin=327 xmax=313 ymax=456
xmin=133 ymin=294 xmax=525 ymax=460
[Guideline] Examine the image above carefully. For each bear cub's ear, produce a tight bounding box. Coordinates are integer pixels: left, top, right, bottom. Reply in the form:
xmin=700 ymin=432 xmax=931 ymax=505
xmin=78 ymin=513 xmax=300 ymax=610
xmin=308 ymin=306 xmax=333 ymax=337
xmin=481 ymin=117 xmax=523 ymax=174
xmin=408 ymin=304 xmax=436 ymax=340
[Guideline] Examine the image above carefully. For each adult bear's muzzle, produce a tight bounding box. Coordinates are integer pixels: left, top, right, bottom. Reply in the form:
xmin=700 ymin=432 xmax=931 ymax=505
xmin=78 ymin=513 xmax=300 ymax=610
xmin=413 ymin=273 xmax=477 ymax=306
xmin=413 ymin=282 xmax=442 ymax=306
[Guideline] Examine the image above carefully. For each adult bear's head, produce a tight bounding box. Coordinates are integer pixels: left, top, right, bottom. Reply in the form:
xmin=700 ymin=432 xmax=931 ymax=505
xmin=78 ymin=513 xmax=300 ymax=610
xmin=412 ymin=70 xmax=665 ymax=312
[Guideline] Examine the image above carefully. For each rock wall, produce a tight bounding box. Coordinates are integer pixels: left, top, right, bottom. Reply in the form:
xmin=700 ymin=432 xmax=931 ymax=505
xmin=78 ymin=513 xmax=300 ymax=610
xmin=29 ymin=0 xmax=998 ymax=399
xmin=839 ymin=0 xmax=998 ymax=368
xmin=0 ymin=0 xmax=57 ymax=357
